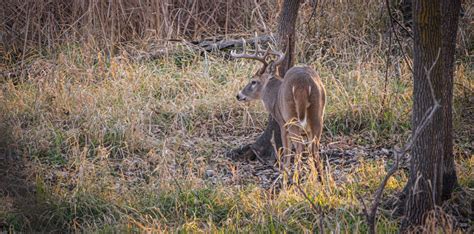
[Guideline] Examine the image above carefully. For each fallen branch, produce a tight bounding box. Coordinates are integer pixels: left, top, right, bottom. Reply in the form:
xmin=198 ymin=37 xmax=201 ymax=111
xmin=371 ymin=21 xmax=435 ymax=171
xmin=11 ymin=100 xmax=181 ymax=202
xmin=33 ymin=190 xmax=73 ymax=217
xmin=133 ymin=35 xmax=275 ymax=62
xmin=188 ymin=35 xmax=274 ymax=52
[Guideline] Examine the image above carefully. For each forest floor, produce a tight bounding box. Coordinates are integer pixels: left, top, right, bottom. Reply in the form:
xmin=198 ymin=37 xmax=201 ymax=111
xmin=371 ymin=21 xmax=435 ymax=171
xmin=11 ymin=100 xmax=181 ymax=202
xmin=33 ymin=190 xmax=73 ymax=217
xmin=0 ymin=42 xmax=472 ymax=232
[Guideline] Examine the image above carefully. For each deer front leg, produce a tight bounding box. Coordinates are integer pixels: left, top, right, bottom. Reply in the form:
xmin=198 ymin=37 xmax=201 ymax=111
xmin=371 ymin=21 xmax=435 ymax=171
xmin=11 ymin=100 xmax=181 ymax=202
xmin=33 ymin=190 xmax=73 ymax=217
xmin=279 ymin=125 xmax=290 ymax=170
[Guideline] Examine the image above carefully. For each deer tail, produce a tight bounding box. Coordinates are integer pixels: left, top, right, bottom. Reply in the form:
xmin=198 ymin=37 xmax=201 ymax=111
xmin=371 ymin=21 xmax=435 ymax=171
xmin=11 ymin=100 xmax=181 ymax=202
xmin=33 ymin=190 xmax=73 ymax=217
xmin=292 ymin=85 xmax=311 ymax=129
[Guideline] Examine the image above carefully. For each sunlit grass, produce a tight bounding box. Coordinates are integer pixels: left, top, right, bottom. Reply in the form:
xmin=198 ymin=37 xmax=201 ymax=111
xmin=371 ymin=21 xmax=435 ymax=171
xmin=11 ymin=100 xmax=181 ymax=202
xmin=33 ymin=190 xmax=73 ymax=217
xmin=1 ymin=2 xmax=472 ymax=230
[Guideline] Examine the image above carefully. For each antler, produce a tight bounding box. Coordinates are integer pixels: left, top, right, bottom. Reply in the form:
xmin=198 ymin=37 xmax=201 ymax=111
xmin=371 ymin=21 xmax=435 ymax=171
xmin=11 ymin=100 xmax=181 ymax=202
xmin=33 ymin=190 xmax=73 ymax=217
xmin=230 ymin=34 xmax=286 ymax=73
xmin=265 ymin=44 xmax=285 ymax=72
xmin=230 ymin=37 xmax=270 ymax=67
xmin=268 ymin=50 xmax=285 ymax=67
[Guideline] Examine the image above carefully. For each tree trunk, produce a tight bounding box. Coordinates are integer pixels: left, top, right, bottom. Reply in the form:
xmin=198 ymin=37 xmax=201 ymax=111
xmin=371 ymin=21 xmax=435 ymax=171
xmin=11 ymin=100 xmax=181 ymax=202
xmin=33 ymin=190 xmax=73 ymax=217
xmin=400 ymin=0 xmax=444 ymax=230
xmin=229 ymin=0 xmax=301 ymax=161
xmin=440 ymin=0 xmax=461 ymax=201
xmin=275 ymin=0 xmax=300 ymax=76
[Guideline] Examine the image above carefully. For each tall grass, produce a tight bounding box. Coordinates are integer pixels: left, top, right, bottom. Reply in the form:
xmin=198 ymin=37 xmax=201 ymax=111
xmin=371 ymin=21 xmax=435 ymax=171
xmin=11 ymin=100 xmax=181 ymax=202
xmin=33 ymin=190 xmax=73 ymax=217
xmin=1 ymin=0 xmax=276 ymax=54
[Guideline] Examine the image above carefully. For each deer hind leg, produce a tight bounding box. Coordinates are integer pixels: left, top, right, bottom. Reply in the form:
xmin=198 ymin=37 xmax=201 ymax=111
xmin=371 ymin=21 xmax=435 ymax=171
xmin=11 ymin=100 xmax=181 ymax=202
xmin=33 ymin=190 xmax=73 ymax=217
xmin=287 ymin=124 xmax=304 ymax=182
xmin=310 ymin=122 xmax=324 ymax=182
xmin=310 ymin=138 xmax=323 ymax=182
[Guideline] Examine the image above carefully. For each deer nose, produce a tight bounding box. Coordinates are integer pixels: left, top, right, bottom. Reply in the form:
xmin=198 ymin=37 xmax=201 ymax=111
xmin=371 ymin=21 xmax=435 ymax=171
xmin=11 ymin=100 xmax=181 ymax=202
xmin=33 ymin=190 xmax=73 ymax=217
xmin=236 ymin=92 xmax=247 ymax=101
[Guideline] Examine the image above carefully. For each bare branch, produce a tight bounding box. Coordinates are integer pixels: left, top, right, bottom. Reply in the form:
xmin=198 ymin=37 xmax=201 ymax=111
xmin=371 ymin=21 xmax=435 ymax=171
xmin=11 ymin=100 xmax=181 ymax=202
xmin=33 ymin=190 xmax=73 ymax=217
xmin=379 ymin=14 xmax=393 ymax=114
xmin=385 ymin=0 xmax=414 ymax=39
xmin=385 ymin=0 xmax=413 ymax=72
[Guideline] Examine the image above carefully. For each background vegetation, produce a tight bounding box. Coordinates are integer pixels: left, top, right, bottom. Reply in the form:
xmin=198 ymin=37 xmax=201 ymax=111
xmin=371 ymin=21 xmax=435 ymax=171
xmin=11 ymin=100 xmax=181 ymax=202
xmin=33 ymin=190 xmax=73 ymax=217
xmin=1 ymin=0 xmax=472 ymax=232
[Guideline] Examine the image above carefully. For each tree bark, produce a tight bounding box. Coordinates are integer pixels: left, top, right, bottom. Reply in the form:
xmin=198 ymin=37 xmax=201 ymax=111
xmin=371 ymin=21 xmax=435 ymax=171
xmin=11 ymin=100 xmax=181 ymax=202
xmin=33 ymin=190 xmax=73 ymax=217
xmin=440 ymin=0 xmax=461 ymax=201
xmin=229 ymin=0 xmax=301 ymax=161
xmin=400 ymin=0 xmax=445 ymax=230
xmin=275 ymin=0 xmax=300 ymax=76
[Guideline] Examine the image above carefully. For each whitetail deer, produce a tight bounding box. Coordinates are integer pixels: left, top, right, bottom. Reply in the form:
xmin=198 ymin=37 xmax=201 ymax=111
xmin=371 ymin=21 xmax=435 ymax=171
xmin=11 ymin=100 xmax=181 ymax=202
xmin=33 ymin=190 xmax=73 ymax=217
xmin=232 ymin=41 xmax=326 ymax=173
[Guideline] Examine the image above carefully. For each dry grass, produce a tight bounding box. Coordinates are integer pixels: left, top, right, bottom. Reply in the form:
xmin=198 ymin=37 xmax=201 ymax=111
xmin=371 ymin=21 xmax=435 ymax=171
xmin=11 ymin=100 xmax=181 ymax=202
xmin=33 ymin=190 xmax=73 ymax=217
xmin=1 ymin=0 xmax=277 ymax=56
xmin=0 ymin=0 xmax=473 ymax=232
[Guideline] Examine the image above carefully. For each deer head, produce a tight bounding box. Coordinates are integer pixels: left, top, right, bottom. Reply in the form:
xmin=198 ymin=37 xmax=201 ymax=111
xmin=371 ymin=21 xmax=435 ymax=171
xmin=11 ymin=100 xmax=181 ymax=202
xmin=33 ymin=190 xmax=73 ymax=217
xmin=231 ymin=39 xmax=285 ymax=102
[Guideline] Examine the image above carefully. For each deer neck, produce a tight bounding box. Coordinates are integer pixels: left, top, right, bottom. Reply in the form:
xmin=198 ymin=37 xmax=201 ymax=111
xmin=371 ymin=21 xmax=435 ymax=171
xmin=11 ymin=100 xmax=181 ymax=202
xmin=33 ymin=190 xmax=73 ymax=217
xmin=261 ymin=77 xmax=282 ymax=120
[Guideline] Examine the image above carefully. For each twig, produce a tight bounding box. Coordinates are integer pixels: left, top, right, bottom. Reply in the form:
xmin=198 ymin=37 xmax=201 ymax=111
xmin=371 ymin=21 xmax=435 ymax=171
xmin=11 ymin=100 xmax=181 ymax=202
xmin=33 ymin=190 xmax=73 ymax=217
xmin=1 ymin=68 xmax=23 ymax=79
xmin=379 ymin=16 xmax=393 ymax=115
xmin=385 ymin=0 xmax=413 ymax=73
xmin=358 ymin=49 xmax=441 ymax=234
xmin=302 ymin=0 xmax=318 ymax=29
xmin=385 ymin=1 xmax=413 ymax=39
xmin=20 ymin=5 xmax=31 ymax=82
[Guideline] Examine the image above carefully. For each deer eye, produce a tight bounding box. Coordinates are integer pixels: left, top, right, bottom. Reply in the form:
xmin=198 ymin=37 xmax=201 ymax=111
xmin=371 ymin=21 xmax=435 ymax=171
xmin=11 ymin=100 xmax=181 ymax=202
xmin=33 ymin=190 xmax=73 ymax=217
xmin=251 ymin=80 xmax=257 ymax=85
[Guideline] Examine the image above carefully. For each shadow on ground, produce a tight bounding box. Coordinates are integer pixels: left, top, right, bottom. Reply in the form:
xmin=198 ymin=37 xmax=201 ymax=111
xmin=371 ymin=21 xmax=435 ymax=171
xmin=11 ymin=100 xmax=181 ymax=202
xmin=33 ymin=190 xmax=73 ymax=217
xmin=0 ymin=123 xmax=49 ymax=232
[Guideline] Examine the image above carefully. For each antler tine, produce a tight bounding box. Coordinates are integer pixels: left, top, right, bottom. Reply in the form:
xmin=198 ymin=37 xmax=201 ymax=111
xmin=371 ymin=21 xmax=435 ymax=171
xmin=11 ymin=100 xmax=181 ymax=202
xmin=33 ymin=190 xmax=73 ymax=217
xmin=254 ymin=32 xmax=262 ymax=54
xmin=265 ymin=44 xmax=285 ymax=67
xmin=230 ymin=37 xmax=268 ymax=66
xmin=261 ymin=48 xmax=271 ymax=61
xmin=230 ymin=38 xmax=246 ymax=58
xmin=270 ymin=50 xmax=285 ymax=67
